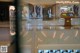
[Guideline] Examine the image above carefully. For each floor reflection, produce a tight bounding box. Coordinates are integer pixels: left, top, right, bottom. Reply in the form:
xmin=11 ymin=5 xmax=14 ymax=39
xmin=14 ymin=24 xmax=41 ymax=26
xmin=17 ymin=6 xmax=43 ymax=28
xmin=21 ymin=18 xmax=80 ymax=30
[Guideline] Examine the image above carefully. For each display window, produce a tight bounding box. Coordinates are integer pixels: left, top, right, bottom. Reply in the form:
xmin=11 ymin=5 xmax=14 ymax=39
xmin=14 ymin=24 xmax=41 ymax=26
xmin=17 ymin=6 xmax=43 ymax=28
xmin=19 ymin=0 xmax=80 ymax=53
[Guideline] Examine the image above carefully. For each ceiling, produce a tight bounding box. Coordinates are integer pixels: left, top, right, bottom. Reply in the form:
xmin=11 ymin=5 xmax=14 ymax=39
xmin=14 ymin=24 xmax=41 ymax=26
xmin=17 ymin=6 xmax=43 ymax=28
xmin=0 ymin=0 xmax=79 ymax=4
xmin=20 ymin=0 xmax=80 ymax=5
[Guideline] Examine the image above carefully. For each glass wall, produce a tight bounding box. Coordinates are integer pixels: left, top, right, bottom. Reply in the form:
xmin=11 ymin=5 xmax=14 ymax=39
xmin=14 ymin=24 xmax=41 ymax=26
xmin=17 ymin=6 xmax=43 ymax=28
xmin=19 ymin=0 xmax=80 ymax=53
xmin=21 ymin=3 xmax=80 ymax=30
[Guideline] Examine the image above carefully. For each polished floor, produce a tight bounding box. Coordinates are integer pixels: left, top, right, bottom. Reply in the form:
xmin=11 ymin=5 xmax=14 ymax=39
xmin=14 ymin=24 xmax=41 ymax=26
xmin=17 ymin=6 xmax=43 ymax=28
xmin=22 ymin=18 xmax=80 ymax=31
xmin=0 ymin=22 xmax=15 ymax=53
xmin=20 ymin=18 xmax=80 ymax=53
xmin=0 ymin=18 xmax=80 ymax=53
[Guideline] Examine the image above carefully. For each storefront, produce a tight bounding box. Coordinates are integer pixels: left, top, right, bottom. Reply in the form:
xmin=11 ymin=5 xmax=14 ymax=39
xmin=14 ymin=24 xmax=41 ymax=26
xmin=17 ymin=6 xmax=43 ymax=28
xmin=19 ymin=0 xmax=80 ymax=53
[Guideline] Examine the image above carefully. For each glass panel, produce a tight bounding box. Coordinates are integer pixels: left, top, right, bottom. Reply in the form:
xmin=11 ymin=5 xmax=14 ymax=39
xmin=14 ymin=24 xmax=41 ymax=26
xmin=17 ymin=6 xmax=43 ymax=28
xmin=21 ymin=4 xmax=80 ymax=30
xmin=19 ymin=0 xmax=80 ymax=53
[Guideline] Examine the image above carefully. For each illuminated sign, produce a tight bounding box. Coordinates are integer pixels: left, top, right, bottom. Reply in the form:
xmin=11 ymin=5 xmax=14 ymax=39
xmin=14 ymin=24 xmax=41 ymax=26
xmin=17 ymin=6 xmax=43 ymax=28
xmin=56 ymin=1 xmax=80 ymax=4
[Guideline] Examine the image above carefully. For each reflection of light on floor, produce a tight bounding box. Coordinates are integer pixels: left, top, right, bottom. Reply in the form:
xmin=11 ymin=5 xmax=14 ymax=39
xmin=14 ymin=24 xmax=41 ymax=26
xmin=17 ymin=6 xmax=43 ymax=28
xmin=27 ymin=38 xmax=32 ymax=42
xmin=37 ymin=23 xmax=43 ymax=30
xmin=75 ymin=30 xmax=79 ymax=37
xmin=41 ymin=31 xmax=47 ymax=37
xmin=60 ymin=33 xmax=64 ymax=39
xmin=23 ymin=31 xmax=28 ymax=37
xmin=38 ymin=37 xmax=43 ymax=42
xmin=26 ymin=23 xmax=32 ymax=30
xmin=59 ymin=27 xmax=64 ymax=29
xmin=50 ymin=26 xmax=52 ymax=29
xmin=64 ymin=36 xmax=69 ymax=41
xmin=52 ymin=31 xmax=56 ymax=39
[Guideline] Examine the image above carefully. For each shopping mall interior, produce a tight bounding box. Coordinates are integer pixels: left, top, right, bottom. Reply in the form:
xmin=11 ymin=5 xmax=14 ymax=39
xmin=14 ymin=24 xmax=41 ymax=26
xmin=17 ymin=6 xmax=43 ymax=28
xmin=0 ymin=0 xmax=80 ymax=53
